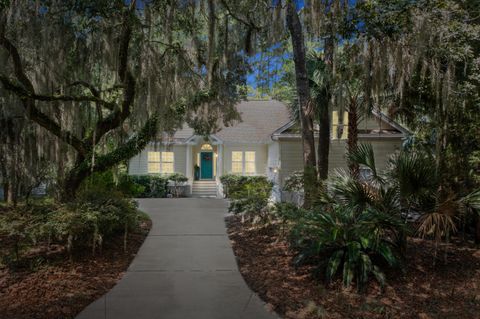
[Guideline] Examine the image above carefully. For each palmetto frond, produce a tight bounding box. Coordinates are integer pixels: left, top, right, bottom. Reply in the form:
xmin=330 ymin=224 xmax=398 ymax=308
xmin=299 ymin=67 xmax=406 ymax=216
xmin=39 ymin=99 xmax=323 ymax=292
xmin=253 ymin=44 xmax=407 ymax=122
xmin=329 ymin=169 xmax=377 ymax=211
xmin=387 ymin=151 xmax=437 ymax=207
xmin=458 ymin=189 xmax=480 ymax=215
xmin=290 ymin=203 xmax=402 ymax=290
xmin=347 ymin=143 xmax=384 ymax=184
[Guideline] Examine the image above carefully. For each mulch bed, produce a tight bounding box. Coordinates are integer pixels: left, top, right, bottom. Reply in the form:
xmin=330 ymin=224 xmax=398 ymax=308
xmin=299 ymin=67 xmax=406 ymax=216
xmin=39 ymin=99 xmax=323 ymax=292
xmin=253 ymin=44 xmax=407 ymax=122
xmin=226 ymin=215 xmax=480 ymax=319
xmin=0 ymin=220 xmax=151 ymax=319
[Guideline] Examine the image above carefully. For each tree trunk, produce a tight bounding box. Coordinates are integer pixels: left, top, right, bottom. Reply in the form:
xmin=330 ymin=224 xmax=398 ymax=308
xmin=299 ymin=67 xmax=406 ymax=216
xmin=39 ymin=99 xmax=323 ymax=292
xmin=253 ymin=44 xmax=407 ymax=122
xmin=2 ymin=183 xmax=8 ymax=202
xmin=6 ymin=184 xmax=16 ymax=206
xmin=347 ymin=98 xmax=359 ymax=179
xmin=286 ymin=0 xmax=317 ymax=208
xmin=317 ymin=105 xmax=330 ymax=181
xmin=475 ymin=215 xmax=480 ymax=245
xmin=435 ymin=74 xmax=449 ymax=202
xmin=4 ymin=118 xmax=19 ymax=206
xmin=206 ymin=0 xmax=216 ymax=86
xmin=61 ymin=163 xmax=88 ymax=201
xmin=317 ymin=34 xmax=334 ymax=181
xmin=59 ymin=113 xmax=159 ymax=201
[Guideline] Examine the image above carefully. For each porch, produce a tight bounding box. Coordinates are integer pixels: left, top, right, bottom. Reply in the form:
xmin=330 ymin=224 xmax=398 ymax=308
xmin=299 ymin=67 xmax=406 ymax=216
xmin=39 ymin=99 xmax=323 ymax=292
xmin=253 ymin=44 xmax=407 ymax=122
xmin=185 ymin=135 xmax=224 ymax=197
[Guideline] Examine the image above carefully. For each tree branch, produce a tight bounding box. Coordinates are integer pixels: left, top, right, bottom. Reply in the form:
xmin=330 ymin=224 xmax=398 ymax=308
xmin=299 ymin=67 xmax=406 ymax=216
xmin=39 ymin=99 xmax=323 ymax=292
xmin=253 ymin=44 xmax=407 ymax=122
xmin=73 ymin=87 xmax=217 ymax=183
xmin=207 ymin=0 xmax=216 ymax=85
xmin=0 ymin=75 xmax=117 ymax=110
xmin=63 ymin=113 xmax=158 ymax=199
xmin=81 ymin=114 xmax=158 ymax=175
xmin=64 ymin=81 xmax=100 ymax=97
xmin=0 ymin=36 xmax=34 ymax=92
xmin=90 ymin=3 xmax=136 ymax=144
xmin=219 ymin=0 xmax=261 ymax=30
xmin=117 ymin=3 xmax=135 ymax=83
xmin=0 ymin=38 xmax=88 ymax=155
xmin=25 ymin=99 xmax=88 ymax=154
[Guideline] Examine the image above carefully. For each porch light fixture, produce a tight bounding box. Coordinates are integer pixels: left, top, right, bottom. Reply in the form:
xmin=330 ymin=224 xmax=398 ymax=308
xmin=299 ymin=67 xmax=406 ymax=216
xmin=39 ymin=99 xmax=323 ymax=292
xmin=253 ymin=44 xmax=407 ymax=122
xmin=201 ymin=143 xmax=213 ymax=151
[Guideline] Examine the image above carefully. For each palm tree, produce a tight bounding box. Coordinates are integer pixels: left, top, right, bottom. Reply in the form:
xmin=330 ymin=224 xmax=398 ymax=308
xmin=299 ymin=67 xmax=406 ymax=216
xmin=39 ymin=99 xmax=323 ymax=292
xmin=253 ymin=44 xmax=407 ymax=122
xmin=334 ymin=43 xmax=375 ymax=179
xmin=305 ymin=51 xmax=330 ymax=181
xmin=307 ymin=42 xmax=376 ymax=181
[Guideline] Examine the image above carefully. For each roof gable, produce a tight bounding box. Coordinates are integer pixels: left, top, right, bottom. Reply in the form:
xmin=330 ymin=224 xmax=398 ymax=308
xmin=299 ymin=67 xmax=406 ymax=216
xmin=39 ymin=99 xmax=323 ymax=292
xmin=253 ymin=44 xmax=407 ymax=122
xmin=172 ymin=100 xmax=291 ymax=144
xmin=273 ymin=110 xmax=409 ymax=138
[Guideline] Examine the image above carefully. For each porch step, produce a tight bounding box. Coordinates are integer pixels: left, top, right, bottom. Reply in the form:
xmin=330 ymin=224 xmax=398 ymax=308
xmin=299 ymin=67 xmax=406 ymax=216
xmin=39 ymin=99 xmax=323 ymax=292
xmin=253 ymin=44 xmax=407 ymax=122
xmin=191 ymin=181 xmax=217 ymax=197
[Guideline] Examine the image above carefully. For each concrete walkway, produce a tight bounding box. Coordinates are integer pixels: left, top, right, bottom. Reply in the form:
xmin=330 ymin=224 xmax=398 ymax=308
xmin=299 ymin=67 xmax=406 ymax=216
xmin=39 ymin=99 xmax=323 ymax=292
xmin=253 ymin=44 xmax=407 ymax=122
xmin=76 ymin=198 xmax=278 ymax=319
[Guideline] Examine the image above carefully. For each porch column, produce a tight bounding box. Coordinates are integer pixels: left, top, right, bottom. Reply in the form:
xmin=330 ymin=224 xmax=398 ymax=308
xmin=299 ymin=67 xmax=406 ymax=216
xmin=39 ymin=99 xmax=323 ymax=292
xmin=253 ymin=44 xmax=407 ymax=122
xmin=186 ymin=144 xmax=193 ymax=183
xmin=217 ymin=144 xmax=224 ymax=182
xmin=216 ymin=144 xmax=224 ymax=197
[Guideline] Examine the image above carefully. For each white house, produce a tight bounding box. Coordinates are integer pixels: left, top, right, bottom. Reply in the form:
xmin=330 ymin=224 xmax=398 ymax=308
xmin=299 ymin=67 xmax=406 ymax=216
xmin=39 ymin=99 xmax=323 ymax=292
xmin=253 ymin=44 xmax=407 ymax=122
xmin=128 ymin=99 xmax=408 ymax=197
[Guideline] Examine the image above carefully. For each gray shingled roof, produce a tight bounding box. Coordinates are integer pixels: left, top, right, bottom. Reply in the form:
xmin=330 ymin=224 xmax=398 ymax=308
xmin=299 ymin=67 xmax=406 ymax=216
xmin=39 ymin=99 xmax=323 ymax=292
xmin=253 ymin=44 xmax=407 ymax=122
xmin=172 ymin=100 xmax=291 ymax=144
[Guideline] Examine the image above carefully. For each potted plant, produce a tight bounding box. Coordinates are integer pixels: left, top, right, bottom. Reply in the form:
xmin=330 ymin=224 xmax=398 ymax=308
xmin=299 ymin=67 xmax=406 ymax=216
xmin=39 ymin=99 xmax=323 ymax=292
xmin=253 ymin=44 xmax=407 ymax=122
xmin=194 ymin=164 xmax=200 ymax=181
xmin=168 ymin=173 xmax=188 ymax=197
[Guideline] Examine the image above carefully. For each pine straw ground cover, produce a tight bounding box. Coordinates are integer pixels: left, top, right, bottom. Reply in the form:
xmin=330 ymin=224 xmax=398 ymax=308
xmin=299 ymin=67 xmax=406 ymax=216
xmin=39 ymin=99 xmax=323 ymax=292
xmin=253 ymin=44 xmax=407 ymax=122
xmin=226 ymin=216 xmax=480 ymax=319
xmin=0 ymin=219 xmax=151 ymax=319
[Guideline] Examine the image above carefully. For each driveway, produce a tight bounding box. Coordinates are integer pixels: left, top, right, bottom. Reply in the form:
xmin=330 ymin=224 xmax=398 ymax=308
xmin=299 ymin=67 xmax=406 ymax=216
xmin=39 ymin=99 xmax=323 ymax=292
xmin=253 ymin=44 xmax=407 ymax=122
xmin=76 ymin=198 xmax=278 ymax=319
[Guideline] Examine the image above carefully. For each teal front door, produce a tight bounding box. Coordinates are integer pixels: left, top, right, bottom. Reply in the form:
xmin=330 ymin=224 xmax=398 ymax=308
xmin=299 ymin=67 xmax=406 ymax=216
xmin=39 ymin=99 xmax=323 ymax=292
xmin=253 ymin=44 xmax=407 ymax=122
xmin=200 ymin=152 xmax=213 ymax=180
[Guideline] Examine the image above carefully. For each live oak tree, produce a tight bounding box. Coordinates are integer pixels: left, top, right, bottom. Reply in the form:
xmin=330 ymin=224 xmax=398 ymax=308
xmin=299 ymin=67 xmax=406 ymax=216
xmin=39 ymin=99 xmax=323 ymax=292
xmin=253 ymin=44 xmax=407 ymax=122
xmin=1 ymin=2 xmax=156 ymax=201
xmin=0 ymin=0 xmax=249 ymax=201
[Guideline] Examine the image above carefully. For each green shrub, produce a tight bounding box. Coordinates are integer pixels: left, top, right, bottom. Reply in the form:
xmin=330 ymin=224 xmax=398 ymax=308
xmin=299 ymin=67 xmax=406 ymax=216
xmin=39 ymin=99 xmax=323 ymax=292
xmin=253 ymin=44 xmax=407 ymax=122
xmin=80 ymin=170 xmax=145 ymax=198
xmin=274 ymin=202 xmax=304 ymax=223
xmin=0 ymin=190 xmax=144 ymax=268
xmin=80 ymin=170 xmax=116 ymax=191
xmin=0 ymin=203 xmax=53 ymax=267
xmin=221 ymin=175 xmax=273 ymax=223
xmin=272 ymin=202 xmax=305 ymax=236
xmin=289 ymin=204 xmax=404 ymax=291
xmin=220 ymin=174 xmax=272 ymax=199
xmin=48 ymin=189 xmax=139 ymax=253
xmin=283 ymin=171 xmax=304 ymax=192
xmin=129 ymin=175 xmax=168 ymax=198
xmin=116 ymin=174 xmax=145 ymax=197
xmin=219 ymin=174 xmax=242 ymax=198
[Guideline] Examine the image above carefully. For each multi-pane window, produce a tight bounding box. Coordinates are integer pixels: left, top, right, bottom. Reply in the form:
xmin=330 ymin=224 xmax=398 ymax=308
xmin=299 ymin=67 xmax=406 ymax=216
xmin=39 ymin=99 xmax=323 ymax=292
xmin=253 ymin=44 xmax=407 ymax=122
xmin=161 ymin=152 xmax=174 ymax=173
xmin=148 ymin=152 xmax=161 ymax=173
xmin=232 ymin=151 xmax=243 ymax=174
xmin=332 ymin=111 xmax=349 ymax=140
xmin=244 ymin=151 xmax=256 ymax=175
xmin=148 ymin=151 xmax=174 ymax=174
xmin=231 ymin=151 xmax=256 ymax=175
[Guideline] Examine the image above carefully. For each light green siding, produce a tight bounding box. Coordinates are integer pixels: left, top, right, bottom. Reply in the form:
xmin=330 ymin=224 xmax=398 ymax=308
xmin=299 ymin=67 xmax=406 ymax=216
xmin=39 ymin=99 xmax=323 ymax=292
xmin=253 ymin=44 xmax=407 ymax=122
xmin=329 ymin=140 xmax=348 ymax=171
xmin=278 ymin=138 xmax=402 ymax=186
xmin=360 ymin=115 xmax=396 ymax=131
xmin=278 ymin=140 xmax=302 ymax=186
xmin=128 ymin=144 xmax=187 ymax=175
xmin=366 ymin=139 xmax=402 ymax=170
